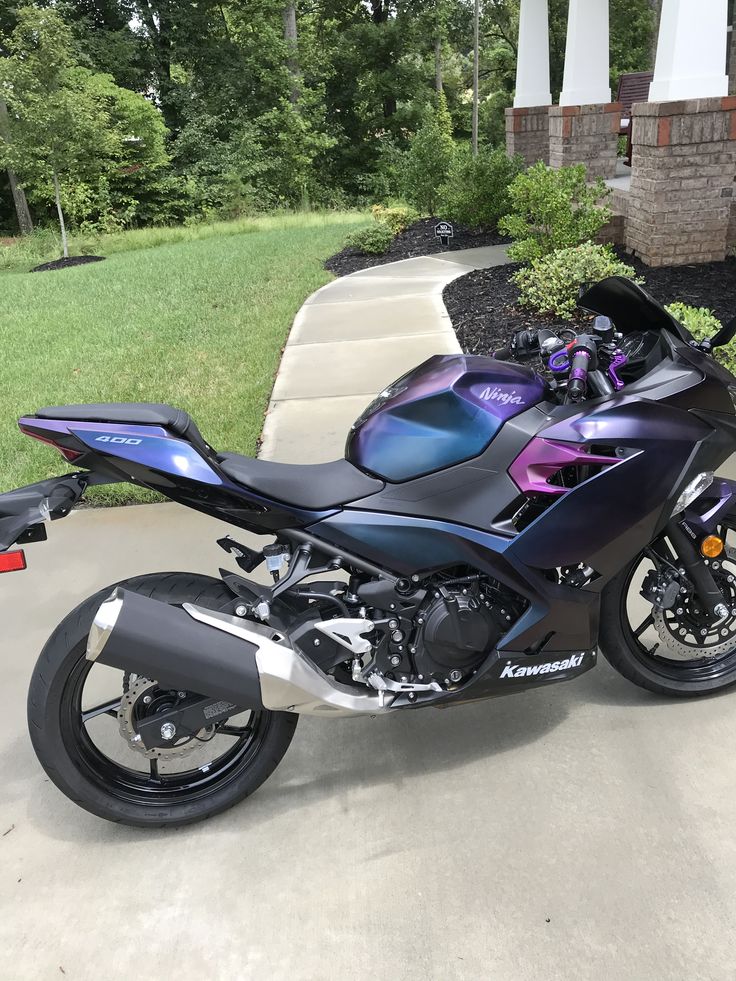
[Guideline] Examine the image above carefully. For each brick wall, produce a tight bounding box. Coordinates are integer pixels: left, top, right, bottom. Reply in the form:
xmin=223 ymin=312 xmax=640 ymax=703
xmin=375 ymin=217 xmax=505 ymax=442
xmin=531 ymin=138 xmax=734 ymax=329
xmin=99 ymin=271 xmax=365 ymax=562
xmin=548 ymin=103 xmax=621 ymax=181
xmin=625 ymin=97 xmax=736 ymax=267
xmin=505 ymin=106 xmax=550 ymax=166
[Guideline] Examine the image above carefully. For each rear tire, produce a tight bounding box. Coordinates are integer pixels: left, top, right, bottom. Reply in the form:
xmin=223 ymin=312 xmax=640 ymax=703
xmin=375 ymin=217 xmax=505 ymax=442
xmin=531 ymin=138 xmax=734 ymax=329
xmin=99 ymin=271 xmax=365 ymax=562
xmin=28 ymin=572 xmax=298 ymax=828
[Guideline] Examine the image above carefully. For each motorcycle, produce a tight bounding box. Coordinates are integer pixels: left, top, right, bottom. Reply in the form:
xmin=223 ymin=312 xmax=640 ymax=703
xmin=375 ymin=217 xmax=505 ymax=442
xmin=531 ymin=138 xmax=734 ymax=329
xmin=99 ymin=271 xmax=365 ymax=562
xmin=4 ymin=275 xmax=736 ymax=827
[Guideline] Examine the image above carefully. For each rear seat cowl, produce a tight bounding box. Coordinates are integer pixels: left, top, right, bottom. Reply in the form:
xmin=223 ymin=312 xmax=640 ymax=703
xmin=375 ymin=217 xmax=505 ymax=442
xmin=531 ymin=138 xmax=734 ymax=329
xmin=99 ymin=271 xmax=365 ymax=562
xmin=35 ymin=403 xmax=213 ymax=456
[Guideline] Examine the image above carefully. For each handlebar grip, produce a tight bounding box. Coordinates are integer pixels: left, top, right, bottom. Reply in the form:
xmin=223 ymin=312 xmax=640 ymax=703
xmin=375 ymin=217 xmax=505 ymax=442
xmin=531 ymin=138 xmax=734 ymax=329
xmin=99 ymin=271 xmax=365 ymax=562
xmin=566 ymin=350 xmax=591 ymax=403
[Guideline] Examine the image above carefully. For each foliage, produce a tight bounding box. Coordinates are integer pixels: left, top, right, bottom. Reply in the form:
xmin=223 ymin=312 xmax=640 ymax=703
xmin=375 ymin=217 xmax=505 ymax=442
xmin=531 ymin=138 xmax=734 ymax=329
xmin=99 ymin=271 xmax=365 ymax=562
xmin=499 ymin=163 xmax=612 ymax=264
xmin=665 ymin=303 xmax=723 ymax=339
xmin=371 ymin=203 xmax=418 ymax=234
xmin=513 ymin=242 xmax=642 ymax=319
xmin=0 ymin=0 xmax=660 ymax=237
xmin=345 ymin=222 xmax=394 ymax=255
xmin=403 ymin=95 xmax=456 ymax=216
xmin=355 ymin=138 xmax=407 ymax=203
xmin=0 ymin=8 xmax=173 ymax=243
xmin=439 ymin=144 xmax=522 ymax=229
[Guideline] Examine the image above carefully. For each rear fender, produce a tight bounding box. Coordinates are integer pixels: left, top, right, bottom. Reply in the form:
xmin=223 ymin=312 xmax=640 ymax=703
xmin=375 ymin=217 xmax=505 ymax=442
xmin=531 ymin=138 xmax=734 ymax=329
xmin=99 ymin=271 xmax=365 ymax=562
xmin=0 ymin=472 xmax=114 ymax=552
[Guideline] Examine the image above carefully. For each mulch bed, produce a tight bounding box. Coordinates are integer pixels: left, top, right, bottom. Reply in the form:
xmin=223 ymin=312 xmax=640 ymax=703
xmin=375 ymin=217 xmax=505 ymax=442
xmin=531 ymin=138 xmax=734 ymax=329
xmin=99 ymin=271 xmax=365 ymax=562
xmin=325 ymin=218 xmax=509 ymax=277
xmin=31 ymin=255 xmax=106 ymax=273
xmin=443 ymin=251 xmax=736 ymax=357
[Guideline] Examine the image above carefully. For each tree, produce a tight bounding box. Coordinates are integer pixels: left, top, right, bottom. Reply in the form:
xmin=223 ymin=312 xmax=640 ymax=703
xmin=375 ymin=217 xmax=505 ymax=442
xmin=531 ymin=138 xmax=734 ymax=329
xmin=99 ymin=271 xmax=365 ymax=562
xmin=404 ymin=96 xmax=455 ymax=214
xmin=472 ymin=0 xmax=480 ymax=155
xmin=0 ymin=8 xmax=169 ymax=254
xmin=283 ymin=3 xmax=301 ymax=104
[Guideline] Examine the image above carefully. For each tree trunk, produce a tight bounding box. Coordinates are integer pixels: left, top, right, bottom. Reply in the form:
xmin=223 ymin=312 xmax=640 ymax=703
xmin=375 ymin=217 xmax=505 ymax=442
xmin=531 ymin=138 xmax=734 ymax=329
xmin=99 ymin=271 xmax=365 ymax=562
xmin=649 ymin=0 xmax=663 ymax=70
xmin=0 ymin=97 xmax=33 ymax=236
xmin=52 ymin=171 xmax=69 ymax=259
xmin=7 ymin=170 xmax=33 ymax=236
xmin=472 ymin=0 xmax=480 ymax=155
xmin=282 ymin=3 xmax=300 ymax=104
xmin=435 ymin=36 xmax=443 ymax=94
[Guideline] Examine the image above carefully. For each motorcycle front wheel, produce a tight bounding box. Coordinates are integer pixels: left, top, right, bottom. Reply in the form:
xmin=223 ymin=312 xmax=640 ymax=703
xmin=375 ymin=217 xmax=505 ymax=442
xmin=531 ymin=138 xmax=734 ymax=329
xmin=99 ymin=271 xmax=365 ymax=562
xmin=27 ymin=572 xmax=297 ymax=828
xmin=600 ymin=537 xmax=736 ymax=697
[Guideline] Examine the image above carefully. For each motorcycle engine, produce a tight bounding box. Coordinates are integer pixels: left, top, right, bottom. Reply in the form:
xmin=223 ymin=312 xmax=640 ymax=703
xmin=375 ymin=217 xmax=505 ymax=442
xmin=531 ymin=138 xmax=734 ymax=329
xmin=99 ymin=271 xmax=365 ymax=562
xmin=411 ymin=573 xmax=520 ymax=685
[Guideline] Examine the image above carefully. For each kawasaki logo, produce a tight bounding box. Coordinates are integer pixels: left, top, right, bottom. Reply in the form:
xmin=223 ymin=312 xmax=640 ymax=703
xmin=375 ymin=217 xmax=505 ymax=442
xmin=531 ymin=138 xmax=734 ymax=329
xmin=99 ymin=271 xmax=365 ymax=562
xmin=500 ymin=653 xmax=585 ymax=679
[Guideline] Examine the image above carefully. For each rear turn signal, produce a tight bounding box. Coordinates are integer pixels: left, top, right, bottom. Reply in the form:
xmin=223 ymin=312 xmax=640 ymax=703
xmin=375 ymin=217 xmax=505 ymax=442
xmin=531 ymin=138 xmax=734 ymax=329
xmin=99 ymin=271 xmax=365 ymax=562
xmin=700 ymin=535 xmax=724 ymax=559
xmin=0 ymin=550 xmax=27 ymax=573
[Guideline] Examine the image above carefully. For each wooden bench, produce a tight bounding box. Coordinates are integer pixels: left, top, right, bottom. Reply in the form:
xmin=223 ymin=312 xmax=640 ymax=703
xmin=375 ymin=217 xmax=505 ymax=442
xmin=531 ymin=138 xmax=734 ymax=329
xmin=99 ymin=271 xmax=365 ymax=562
xmin=615 ymin=71 xmax=653 ymax=165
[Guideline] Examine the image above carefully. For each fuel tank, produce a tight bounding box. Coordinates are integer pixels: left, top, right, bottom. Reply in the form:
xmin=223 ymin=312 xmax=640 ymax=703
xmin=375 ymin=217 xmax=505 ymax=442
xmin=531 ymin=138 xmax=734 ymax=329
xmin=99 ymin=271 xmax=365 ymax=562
xmin=346 ymin=354 xmax=550 ymax=482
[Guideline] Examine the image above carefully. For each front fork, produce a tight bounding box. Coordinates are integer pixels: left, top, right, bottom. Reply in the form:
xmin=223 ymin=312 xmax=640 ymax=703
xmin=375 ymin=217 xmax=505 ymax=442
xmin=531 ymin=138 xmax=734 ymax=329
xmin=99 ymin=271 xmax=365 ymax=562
xmin=657 ymin=477 xmax=736 ymax=618
xmin=665 ymin=520 xmax=730 ymax=618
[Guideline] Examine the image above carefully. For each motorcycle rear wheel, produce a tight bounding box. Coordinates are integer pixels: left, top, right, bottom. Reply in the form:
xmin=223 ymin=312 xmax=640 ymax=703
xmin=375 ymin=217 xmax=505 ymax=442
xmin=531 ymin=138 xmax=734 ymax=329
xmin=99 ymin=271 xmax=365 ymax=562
xmin=27 ymin=572 xmax=297 ymax=828
xmin=600 ymin=548 xmax=736 ymax=697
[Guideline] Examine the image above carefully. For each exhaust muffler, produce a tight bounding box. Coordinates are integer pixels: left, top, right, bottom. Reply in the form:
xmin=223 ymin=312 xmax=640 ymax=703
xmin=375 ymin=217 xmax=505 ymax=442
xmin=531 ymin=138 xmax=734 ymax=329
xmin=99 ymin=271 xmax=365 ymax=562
xmin=87 ymin=588 xmax=265 ymax=708
xmin=87 ymin=588 xmax=396 ymax=717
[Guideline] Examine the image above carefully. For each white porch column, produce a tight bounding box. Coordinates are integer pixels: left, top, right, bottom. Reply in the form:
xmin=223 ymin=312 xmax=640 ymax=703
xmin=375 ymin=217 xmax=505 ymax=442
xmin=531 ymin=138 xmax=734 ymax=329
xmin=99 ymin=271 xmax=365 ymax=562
xmin=513 ymin=0 xmax=552 ymax=108
xmin=559 ymin=0 xmax=611 ymax=106
xmin=649 ymin=0 xmax=729 ymax=102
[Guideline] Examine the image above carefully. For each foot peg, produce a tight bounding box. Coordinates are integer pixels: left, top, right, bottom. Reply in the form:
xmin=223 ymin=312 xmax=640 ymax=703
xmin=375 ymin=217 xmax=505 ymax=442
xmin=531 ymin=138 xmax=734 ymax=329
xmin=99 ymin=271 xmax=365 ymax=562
xmin=216 ymin=535 xmax=264 ymax=573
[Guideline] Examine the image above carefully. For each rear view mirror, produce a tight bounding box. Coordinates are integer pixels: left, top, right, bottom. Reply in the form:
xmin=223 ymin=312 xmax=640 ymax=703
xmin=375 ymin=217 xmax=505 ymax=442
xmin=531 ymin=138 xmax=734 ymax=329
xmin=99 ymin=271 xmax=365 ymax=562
xmin=706 ymin=315 xmax=736 ymax=352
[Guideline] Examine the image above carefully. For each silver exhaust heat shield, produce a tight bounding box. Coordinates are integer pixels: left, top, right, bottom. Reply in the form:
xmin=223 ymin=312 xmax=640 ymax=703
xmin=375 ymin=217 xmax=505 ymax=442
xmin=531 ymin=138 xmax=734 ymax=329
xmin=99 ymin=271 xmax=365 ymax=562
xmin=87 ymin=589 xmax=396 ymax=717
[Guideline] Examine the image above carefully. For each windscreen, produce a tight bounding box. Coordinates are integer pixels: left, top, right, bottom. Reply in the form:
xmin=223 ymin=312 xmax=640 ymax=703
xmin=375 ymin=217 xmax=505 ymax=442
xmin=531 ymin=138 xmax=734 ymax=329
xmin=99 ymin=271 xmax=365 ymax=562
xmin=578 ymin=276 xmax=693 ymax=343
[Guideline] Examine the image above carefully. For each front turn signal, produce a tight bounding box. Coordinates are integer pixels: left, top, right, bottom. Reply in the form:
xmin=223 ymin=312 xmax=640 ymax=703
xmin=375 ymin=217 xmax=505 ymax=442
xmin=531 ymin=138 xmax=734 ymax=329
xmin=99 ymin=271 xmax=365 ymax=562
xmin=700 ymin=535 xmax=724 ymax=559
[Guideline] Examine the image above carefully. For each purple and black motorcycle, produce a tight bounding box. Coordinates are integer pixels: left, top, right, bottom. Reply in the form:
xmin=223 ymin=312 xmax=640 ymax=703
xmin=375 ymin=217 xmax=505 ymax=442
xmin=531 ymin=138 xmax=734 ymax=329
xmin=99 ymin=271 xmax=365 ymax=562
xmin=4 ymin=275 xmax=736 ymax=827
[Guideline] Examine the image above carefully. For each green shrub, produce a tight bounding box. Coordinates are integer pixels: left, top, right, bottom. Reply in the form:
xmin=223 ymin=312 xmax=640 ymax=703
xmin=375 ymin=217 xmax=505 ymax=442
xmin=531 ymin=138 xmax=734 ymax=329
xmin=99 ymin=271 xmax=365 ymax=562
xmin=499 ymin=162 xmax=612 ymax=264
xmin=513 ymin=242 xmax=642 ymax=319
xmin=403 ymin=94 xmax=455 ymax=215
xmin=664 ymin=302 xmax=722 ymax=339
xmin=345 ymin=223 xmax=394 ymax=255
xmin=665 ymin=302 xmax=736 ymax=372
xmin=438 ymin=145 xmax=523 ymax=230
xmin=371 ymin=204 xmax=419 ymax=235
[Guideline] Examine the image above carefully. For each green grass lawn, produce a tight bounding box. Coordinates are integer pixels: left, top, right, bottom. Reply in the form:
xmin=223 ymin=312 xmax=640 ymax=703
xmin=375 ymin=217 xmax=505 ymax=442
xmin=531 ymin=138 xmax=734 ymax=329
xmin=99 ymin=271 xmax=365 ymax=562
xmin=0 ymin=212 xmax=367 ymax=504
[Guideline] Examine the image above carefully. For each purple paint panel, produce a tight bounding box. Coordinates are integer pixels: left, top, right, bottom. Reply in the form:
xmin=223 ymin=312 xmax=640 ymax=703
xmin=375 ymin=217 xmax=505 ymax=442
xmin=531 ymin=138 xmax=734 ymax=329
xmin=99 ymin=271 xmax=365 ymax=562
xmin=509 ymin=437 xmax=620 ymax=496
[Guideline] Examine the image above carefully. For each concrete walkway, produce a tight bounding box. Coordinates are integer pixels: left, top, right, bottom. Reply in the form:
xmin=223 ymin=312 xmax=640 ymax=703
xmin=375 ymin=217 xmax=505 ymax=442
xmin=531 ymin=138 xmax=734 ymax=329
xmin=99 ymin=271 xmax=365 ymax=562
xmin=259 ymin=245 xmax=510 ymax=463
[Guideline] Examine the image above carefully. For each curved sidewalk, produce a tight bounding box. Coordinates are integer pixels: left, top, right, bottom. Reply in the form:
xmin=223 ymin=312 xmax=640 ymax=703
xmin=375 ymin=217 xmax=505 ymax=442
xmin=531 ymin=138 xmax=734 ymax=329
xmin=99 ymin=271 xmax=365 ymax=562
xmin=259 ymin=244 xmax=510 ymax=463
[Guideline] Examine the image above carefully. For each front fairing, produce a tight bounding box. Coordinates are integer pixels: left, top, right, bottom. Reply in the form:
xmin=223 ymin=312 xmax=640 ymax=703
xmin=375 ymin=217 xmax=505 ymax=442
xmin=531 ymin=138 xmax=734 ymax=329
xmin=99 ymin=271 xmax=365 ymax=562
xmin=507 ymin=334 xmax=736 ymax=575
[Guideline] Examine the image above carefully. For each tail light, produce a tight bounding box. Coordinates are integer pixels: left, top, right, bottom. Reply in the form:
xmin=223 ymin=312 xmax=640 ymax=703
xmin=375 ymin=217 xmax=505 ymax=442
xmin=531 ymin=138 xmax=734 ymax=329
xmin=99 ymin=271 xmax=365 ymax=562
xmin=0 ymin=550 xmax=27 ymax=573
xmin=18 ymin=426 xmax=83 ymax=463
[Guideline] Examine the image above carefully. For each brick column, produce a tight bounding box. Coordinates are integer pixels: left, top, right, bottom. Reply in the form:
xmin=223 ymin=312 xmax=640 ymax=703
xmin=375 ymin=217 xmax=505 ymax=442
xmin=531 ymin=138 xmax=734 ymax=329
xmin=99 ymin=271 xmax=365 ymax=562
xmin=625 ymin=97 xmax=736 ymax=267
xmin=548 ymin=103 xmax=621 ymax=181
xmin=505 ymin=106 xmax=550 ymax=166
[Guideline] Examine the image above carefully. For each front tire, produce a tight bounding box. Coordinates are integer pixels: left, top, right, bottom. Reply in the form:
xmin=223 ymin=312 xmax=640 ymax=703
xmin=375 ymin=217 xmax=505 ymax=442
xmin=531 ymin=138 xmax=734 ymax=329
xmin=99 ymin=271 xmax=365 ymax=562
xmin=28 ymin=572 xmax=297 ymax=828
xmin=600 ymin=553 xmax=736 ymax=697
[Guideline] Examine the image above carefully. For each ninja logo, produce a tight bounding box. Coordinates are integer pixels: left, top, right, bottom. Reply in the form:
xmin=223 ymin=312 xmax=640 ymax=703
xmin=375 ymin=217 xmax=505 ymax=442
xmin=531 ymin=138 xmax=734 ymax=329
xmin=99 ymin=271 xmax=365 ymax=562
xmin=479 ymin=386 xmax=525 ymax=406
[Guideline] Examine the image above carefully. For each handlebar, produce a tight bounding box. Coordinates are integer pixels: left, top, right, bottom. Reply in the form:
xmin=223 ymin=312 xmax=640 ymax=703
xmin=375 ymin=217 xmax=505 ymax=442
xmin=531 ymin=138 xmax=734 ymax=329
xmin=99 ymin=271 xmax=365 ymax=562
xmin=493 ymin=320 xmax=625 ymax=403
xmin=565 ymin=335 xmax=598 ymax=404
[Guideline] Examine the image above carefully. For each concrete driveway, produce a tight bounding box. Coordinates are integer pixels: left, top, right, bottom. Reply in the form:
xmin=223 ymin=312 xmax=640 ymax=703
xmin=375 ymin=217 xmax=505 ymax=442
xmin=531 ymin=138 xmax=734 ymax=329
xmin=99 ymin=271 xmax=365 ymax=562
xmin=3 ymin=501 xmax=736 ymax=981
